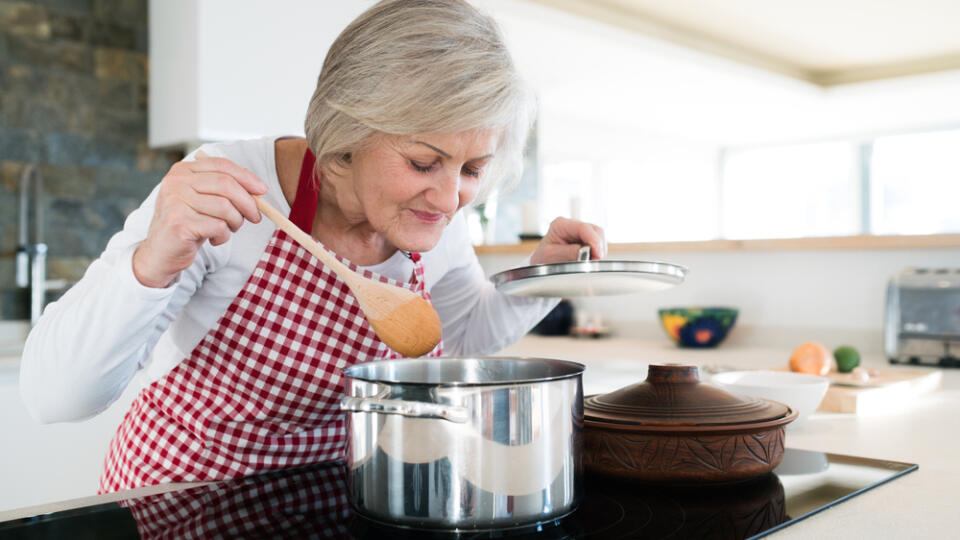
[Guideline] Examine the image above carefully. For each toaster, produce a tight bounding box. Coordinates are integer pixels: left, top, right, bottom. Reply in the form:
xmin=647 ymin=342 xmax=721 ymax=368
xmin=884 ymin=268 xmax=960 ymax=367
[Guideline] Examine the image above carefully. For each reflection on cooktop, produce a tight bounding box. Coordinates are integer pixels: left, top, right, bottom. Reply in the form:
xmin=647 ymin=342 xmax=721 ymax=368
xmin=0 ymin=449 xmax=916 ymax=540
xmin=350 ymin=472 xmax=786 ymax=539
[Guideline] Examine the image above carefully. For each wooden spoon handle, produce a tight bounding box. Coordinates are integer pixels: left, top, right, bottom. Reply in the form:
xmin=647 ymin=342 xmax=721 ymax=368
xmin=253 ymin=197 xmax=354 ymax=283
xmin=193 ymin=149 xmax=354 ymax=284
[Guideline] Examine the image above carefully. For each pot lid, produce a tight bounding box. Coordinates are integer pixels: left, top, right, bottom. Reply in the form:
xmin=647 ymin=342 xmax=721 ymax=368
xmin=584 ymin=364 xmax=794 ymax=432
xmin=490 ymin=246 xmax=687 ymax=298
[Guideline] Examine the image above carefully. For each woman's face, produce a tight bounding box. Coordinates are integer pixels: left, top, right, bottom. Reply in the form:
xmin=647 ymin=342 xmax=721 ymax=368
xmin=340 ymin=129 xmax=499 ymax=252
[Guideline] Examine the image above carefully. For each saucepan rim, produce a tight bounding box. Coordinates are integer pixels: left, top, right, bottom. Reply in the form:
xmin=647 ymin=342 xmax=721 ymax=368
xmin=343 ymin=356 xmax=585 ymax=387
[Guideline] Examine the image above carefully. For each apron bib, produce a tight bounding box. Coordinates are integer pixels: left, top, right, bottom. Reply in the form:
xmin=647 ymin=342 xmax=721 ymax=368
xmin=100 ymin=149 xmax=442 ymax=493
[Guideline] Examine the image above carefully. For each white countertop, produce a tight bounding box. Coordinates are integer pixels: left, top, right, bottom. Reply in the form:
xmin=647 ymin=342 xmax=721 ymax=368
xmin=497 ymin=335 xmax=957 ymax=539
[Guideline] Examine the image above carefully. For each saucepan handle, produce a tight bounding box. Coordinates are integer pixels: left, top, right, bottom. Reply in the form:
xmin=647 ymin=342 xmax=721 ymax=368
xmin=340 ymin=396 xmax=470 ymax=423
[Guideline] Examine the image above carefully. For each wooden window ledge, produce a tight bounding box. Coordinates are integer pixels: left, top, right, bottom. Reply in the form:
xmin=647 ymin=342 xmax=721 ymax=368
xmin=473 ymin=234 xmax=960 ymax=255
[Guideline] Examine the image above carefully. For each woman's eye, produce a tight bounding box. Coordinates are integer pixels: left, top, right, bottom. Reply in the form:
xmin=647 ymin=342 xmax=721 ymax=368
xmin=409 ymin=160 xmax=433 ymax=173
xmin=462 ymin=166 xmax=482 ymax=178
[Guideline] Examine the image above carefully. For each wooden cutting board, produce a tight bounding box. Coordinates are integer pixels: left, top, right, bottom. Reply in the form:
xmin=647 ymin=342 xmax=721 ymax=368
xmin=816 ymin=367 xmax=943 ymax=414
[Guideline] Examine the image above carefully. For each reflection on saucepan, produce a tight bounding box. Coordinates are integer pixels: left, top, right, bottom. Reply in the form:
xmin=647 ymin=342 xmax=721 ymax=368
xmin=373 ymin=384 xmax=574 ymax=496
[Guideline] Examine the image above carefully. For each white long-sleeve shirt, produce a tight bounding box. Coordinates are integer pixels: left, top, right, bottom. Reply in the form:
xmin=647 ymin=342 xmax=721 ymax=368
xmin=20 ymin=137 xmax=557 ymax=423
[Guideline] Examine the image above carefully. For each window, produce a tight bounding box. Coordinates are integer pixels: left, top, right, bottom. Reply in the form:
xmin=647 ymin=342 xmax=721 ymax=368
xmin=489 ymin=128 xmax=960 ymax=245
xmin=538 ymin=141 xmax=718 ymax=243
xmin=540 ymin=160 xmax=595 ymax=234
xmin=598 ymin=145 xmax=717 ymax=243
xmin=870 ymin=130 xmax=960 ymax=235
xmin=721 ymin=142 xmax=861 ymax=239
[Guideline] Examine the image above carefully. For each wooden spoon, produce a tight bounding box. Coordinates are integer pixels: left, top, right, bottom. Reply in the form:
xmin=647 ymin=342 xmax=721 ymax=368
xmin=195 ymin=150 xmax=442 ymax=357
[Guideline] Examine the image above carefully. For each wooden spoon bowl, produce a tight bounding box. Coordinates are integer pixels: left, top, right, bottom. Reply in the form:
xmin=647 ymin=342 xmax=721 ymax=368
xmin=255 ymin=193 xmax=442 ymax=357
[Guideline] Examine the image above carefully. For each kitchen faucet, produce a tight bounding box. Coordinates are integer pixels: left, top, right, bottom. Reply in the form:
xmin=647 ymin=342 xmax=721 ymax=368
xmin=16 ymin=164 xmax=68 ymax=326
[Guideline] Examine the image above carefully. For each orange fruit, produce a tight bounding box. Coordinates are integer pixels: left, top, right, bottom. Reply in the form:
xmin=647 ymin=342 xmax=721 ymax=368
xmin=789 ymin=341 xmax=832 ymax=375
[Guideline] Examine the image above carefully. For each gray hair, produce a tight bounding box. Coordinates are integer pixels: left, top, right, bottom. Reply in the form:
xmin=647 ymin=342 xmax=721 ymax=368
xmin=304 ymin=0 xmax=535 ymax=203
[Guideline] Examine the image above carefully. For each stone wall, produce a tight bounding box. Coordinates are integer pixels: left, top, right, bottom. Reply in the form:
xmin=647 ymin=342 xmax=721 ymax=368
xmin=0 ymin=0 xmax=180 ymax=319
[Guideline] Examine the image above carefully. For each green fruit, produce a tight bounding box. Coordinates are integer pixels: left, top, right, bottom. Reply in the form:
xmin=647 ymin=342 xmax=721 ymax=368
xmin=834 ymin=345 xmax=861 ymax=373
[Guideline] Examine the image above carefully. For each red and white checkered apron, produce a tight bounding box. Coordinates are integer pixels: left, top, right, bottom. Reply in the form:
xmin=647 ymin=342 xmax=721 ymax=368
xmin=99 ymin=149 xmax=442 ymax=493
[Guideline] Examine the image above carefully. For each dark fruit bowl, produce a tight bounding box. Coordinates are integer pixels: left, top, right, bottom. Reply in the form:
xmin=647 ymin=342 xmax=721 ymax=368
xmin=658 ymin=307 xmax=738 ymax=348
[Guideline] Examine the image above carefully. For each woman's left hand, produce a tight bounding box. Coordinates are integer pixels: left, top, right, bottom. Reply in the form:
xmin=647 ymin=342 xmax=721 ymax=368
xmin=530 ymin=217 xmax=607 ymax=265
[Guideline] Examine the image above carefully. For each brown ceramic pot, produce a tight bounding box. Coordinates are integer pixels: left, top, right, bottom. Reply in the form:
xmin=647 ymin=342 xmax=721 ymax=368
xmin=584 ymin=364 xmax=797 ymax=484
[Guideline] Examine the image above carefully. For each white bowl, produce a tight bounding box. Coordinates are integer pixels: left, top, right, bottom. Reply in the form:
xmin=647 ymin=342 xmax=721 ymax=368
xmin=710 ymin=370 xmax=829 ymax=425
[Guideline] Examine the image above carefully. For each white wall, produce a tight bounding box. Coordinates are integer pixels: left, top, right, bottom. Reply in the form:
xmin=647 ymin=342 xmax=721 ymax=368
xmin=479 ymin=246 xmax=960 ymax=354
xmin=0 ymin=366 xmax=138 ymax=512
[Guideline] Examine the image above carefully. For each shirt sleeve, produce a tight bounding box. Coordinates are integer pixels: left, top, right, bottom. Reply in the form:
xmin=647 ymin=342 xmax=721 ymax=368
xmin=430 ymin=215 xmax=559 ymax=356
xmin=19 ymin=159 xmax=228 ymax=424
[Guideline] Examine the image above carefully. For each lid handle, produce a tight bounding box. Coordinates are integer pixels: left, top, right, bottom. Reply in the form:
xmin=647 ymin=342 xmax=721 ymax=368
xmin=577 ymin=245 xmax=590 ymax=261
xmin=646 ymin=364 xmax=700 ymax=384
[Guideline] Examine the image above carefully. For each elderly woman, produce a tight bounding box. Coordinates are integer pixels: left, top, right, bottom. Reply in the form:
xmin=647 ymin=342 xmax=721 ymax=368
xmin=19 ymin=0 xmax=605 ymax=493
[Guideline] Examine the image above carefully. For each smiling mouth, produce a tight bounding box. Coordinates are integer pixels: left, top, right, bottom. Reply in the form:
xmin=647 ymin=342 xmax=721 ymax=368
xmin=411 ymin=210 xmax=445 ymax=224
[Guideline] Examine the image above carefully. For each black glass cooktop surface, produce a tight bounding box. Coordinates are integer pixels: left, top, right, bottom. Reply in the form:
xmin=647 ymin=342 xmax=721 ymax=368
xmin=0 ymin=449 xmax=915 ymax=539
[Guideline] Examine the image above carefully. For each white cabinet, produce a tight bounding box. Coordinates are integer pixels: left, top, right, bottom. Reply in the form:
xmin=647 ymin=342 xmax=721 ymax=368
xmin=0 ymin=365 xmax=138 ymax=513
xmin=148 ymin=0 xmax=375 ymax=149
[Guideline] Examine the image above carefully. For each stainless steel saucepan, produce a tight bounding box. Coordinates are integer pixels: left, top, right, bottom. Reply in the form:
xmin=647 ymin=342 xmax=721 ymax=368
xmin=340 ymin=356 xmax=585 ymax=531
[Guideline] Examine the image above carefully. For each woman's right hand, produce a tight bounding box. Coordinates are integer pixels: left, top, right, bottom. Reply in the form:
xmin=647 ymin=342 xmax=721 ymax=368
xmin=132 ymin=154 xmax=268 ymax=288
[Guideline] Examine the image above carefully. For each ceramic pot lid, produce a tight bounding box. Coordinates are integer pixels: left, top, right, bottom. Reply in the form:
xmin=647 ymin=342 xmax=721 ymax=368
xmin=584 ymin=364 xmax=794 ymax=432
xmin=490 ymin=246 xmax=686 ymax=298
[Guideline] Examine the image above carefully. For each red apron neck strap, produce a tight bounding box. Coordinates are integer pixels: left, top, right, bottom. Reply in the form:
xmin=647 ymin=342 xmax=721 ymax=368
xmin=288 ymin=147 xmax=320 ymax=234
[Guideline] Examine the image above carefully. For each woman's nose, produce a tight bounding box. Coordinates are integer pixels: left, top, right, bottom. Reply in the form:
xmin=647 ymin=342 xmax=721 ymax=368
xmin=426 ymin=170 xmax=460 ymax=214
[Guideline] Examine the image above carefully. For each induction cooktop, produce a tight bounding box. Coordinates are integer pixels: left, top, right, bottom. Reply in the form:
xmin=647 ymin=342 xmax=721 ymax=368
xmin=0 ymin=449 xmax=916 ymax=539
